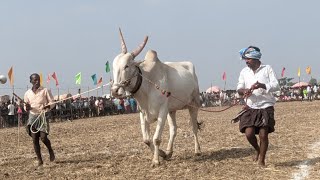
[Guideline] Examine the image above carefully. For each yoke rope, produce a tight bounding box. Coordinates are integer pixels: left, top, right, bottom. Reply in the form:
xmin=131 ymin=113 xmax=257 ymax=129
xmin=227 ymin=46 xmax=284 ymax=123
xmin=137 ymin=72 xmax=251 ymax=112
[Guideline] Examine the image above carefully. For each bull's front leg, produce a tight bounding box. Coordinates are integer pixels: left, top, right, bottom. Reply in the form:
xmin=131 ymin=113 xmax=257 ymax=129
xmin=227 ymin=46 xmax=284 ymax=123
xmin=152 ymin=107 xmax=168 ymax=167
xmin=140 ymin=112 xmax=167 ymax=159
xmin=140 ymin=112 xmax=152 ymax=148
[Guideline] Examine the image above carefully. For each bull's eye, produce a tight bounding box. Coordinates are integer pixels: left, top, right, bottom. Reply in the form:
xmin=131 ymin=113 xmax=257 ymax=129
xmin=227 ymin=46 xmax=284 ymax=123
xmin=124 ymin=65 xmax=129 ymax=70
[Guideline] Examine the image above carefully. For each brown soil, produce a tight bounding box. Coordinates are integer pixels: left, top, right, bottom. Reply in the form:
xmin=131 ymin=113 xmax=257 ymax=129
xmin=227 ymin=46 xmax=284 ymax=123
xmin=1 ymin=101 xmax=320 ymax=179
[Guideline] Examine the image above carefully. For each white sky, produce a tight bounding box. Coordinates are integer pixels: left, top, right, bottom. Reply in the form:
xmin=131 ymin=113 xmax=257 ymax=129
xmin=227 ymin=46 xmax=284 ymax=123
xmin=1 ymin=0 xmax=320 ymax=97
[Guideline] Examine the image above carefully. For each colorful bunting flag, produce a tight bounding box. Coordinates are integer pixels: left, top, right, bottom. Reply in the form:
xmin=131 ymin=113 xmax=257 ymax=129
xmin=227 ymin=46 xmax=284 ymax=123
xmin=105 ymin=61 xmax=110 ymax=73
xmin=40 ymin=72 xmax=43 ymax=86
xmin=47 ymin=74 xmax=51 ymax=84
xmin=51 ymin=72 xmax=59 ymax=86
xmin=91 ymin=74 xmax=97 ymax=85
xmin=75 ymin=72 xmax=82 ymax=85
xmin=7 ymin=66 xmax=13 ymax=86
xmin=98 ymin=77 xmax=102 ymax=85
xmin=222 ymin=72 xmax=226 ymax=81
xmin=306 ymin=66 xmax=311 ymax=75
xmin=281 ymin=67 xmax=286 ymax=77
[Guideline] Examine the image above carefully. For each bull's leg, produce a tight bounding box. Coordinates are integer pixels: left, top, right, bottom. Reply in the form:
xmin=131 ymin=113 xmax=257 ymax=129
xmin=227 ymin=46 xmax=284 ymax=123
xmin=189 ymin=107 xmax=201 ymax=155
xmin=140 ymin=112 xmax=151 ymax=147
xmin=152 ymin=107 xmax=168 ymax=166
xmin=165 ymin=111 xmax=177 ymax=159
xmin=140 ymin=112 xmax=167 ymax=159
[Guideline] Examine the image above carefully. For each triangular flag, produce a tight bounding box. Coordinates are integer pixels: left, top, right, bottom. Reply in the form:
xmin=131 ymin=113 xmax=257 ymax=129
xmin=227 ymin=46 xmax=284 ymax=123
xmin=7 ymin=66 xmax=14 ymax=86
xmin=75 ymin=72 xmax=82 ymax=85
xmin=298 ymin=67 xmax=301 ymax=77
xmin=306 ymin=66 xmax=311 ymax=75
xmin=47 ymin=74 xmax=51 ymax=84
xmin=51 ymin=72 xmax=59 ymax=86
xmin=91 ymin=74 xmax=97 ymax=85
xmin=40 ymin=72 xmax=43 ymax=86
xmin=105 ymin=61 xmax=110 ymax=73
xmin=222 ymin=72 xmax=226 ymax=81
xmin=97 ymin=77 xmax=102 ymax=85
xmin=281 ymin=67 xmax=286 ymax=77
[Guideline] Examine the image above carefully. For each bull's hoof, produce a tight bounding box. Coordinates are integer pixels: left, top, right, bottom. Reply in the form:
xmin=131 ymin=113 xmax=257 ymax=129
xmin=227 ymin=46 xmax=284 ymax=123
xmin=159 ymin=149 xmax=167 ymax=158
xmin=151 ymin=160 xmax=160 ymax=168
xmin=195 ymin=152 xmax=201 ymax=156
xmin=165 ymin=151 xmax=173 ymax=160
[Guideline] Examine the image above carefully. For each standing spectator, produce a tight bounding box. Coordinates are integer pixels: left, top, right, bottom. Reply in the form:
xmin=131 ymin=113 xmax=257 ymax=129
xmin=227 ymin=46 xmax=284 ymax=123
xmin=24 ymin=73 xmax=55 ymax=166
xmin=7 ymin=101 xmax=15 ymax=127
xmin=113 ymin=98 xmax=124 ymax=114
xmin=124 ymin=97 xmax=131 ymax=113
xmin=306 ymin=85 xmax=312 ymax=101
xmin=98 ymin=98 xmax=105 ymax=116
xmin=313 ymin=84 xmax=318 ymax=99
xmin=129 ymin=96 xmax=137 ymax=113
xmin=303 ymin=88 xmax=307 ymax=101
xmin=234 ymin=46 xmax=280 ymax=167
xmin=17 ymin=103 xmax=23 ymax=126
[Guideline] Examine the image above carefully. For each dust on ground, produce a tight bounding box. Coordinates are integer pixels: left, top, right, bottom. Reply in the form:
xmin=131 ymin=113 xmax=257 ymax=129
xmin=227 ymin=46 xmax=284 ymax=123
xmin=1 ymin=101 xmax=320 ymax=179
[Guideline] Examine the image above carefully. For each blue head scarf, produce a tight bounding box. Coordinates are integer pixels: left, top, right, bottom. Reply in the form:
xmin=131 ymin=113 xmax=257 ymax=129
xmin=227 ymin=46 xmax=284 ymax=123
xmin=239 ymin=46 xmax=262 ymax=60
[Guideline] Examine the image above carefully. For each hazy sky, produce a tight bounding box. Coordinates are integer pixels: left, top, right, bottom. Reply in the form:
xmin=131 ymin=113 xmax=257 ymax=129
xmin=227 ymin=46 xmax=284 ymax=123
xmin=1 ymin=0 xmax=320 ymax=97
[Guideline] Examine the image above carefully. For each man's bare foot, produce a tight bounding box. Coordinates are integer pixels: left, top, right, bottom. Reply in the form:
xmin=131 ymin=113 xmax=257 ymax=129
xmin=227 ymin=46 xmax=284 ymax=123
xmin=49 ymin=150 xmax=55 ymax=162
xmin=258 ymin=160 xmax=266 ymax=167
xmin=253 ymin=150 xmax=259 ymax=162
xmin=38 ymin=160 xmax=43 ymax=166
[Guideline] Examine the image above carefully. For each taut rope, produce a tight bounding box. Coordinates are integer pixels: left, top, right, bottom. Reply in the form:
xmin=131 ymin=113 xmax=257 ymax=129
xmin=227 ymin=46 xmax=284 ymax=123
xmin=13 ymin=82 xmax=112 ymax=133
xmin=136 ymin=72 xmax=250 ymax=113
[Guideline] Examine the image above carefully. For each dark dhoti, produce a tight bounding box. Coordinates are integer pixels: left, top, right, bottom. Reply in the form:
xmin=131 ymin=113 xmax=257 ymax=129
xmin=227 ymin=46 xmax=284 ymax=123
xmin=232 ymin=106 xmax=275 ymax=134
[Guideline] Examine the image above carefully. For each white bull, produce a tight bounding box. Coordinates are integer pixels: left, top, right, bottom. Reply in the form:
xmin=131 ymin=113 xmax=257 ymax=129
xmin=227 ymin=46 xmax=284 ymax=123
xmin=111 ymin=29 xmax=202 ymax=166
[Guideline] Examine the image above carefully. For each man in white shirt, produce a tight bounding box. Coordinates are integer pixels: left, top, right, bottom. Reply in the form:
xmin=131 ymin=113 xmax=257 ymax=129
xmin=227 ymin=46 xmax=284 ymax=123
xmin=313 ymin=84 xmax=318 ymax=99
xmin=306 ymin=85 xmax=312 ymax=101
xmin=7 ymin=101 xmax=15 ymax=127
xmin=235 ymin=46 xmax=280 ymax=167
xmin=24 ymin=73 xmax=55 ymax=166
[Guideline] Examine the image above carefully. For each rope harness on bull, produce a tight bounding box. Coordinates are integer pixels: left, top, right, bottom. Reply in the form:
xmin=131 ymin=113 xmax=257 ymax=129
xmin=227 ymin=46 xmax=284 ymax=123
xmin=134 ymin=68 xmax=253 ymax=113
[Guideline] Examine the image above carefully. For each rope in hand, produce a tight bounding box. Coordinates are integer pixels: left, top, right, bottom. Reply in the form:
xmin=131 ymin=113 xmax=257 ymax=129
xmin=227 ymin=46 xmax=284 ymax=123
xmin=29 ymin=111 xmax=46 ymax=134
xmin=13 ymin=82 xmax=113 ymax=133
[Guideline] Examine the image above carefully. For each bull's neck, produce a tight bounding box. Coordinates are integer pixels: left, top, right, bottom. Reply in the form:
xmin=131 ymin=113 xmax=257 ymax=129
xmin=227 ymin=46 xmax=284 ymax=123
xmin=128 ymin=66 xmax=142 ymax=94
xmin=132 ymin=68 xmax=149 ymax=107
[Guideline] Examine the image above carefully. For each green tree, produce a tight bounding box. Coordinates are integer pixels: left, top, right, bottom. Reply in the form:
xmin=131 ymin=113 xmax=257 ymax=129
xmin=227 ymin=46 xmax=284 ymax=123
xmin=278 ymin=77 xmax=294 ymax=87
xmin=309 ymin=78 xmax=317 ymax=85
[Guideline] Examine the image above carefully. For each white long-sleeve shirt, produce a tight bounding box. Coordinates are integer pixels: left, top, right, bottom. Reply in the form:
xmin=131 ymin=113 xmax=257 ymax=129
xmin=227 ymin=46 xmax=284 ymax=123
xmin=237 ymin=64 xmax=280 ymax=109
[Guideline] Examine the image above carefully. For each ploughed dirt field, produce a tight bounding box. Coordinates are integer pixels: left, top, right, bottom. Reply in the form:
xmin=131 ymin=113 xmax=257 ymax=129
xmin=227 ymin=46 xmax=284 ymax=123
xmin=1 ymin=101 xmax=320 ymax=179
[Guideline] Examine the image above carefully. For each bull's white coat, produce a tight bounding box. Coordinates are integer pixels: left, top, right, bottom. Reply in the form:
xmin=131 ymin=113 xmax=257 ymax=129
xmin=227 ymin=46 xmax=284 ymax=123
xmin=111 ymin=30 xmax=201 ymax=166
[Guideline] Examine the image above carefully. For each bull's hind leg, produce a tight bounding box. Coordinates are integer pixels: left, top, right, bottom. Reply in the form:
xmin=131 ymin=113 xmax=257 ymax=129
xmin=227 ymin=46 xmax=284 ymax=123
xmin=188 ymin=107 xmax=201 ymax=155
xmin=165 ymin=111 xmax=177 ymax=159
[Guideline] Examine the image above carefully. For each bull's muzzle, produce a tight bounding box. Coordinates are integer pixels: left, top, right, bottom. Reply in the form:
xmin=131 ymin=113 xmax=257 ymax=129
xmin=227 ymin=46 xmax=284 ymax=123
xmin=111 ymin=85 xmax=125 ymax=98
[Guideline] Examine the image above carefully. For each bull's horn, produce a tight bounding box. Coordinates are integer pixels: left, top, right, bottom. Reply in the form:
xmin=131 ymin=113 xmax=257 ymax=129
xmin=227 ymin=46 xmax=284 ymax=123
xmin=119 ymin=28 xmax=127 ymax=54
xmin=131 ymin=36 xmax=148 ymax=59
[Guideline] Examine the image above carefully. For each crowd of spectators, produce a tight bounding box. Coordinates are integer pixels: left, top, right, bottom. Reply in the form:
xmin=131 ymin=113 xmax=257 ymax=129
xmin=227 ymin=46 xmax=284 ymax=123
xmin=0 ymin=95 xmax=137 ymax=129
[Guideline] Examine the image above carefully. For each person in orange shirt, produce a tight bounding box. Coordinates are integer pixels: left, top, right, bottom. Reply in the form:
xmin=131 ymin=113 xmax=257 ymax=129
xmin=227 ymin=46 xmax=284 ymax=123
xmin=24 ymin=73 xmax=55 ymax=166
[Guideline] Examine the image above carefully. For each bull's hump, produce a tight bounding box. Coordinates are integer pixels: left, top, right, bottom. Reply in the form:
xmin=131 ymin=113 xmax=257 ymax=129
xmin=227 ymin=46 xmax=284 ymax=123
xmin=145 ymin=50 xmax=159 ymax=62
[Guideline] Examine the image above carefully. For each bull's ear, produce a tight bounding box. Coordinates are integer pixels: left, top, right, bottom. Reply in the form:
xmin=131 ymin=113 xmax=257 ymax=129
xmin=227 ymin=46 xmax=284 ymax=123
xmin=131 ymin=36 xmax=148 ymax=59
xmin=119 ymin=28 xmax=127 ymax=54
